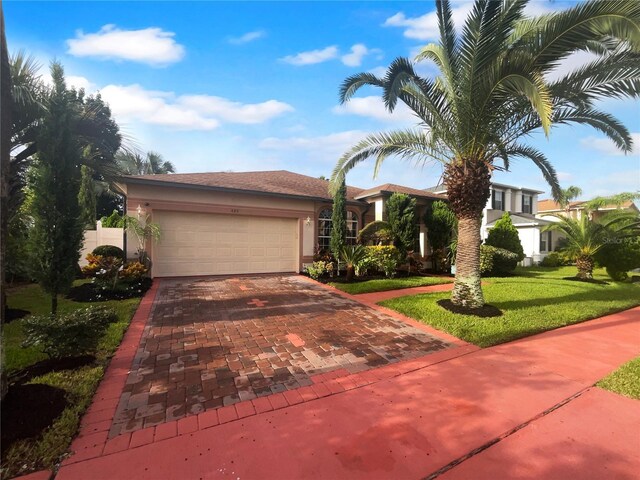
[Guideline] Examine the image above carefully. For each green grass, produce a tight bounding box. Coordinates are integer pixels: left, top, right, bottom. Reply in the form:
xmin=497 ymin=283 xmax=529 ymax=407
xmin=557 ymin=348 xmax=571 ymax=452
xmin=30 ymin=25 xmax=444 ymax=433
xmin=2 ymin=281 xmax=141 ymax=478
xmin=380 ymin=266 xmax=640 ymax=348
xmin=597 ymin=357 xmax=640 ymax=400
xmin=329 ymin=275 xmax=453 ymax=295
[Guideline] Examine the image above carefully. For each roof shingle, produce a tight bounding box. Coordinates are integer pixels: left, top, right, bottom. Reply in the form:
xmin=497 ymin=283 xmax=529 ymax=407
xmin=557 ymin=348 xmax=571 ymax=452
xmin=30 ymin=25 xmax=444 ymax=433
xmin=121 ymin=170 xmax=365 ymax=202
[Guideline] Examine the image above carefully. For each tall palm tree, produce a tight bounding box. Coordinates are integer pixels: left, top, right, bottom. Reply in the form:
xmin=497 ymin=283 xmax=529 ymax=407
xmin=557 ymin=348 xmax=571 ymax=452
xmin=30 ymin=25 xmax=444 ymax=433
xmin=330 ymin=0 xmax=640 ymax=308
xmin=117 ymin=150 xmax=176 ymax=175
xmin=544 ymin=211 xmax=640 ymax=279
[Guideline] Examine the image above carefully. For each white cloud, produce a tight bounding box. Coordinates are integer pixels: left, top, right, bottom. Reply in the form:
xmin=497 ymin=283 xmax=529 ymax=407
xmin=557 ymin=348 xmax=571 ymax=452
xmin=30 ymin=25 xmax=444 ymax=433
xmin=259 ymin=130 xmax=370 ymax=159
xmin=556 ymin=172 xmax=574 ymax=182
xmin=280 ymin=46 xmax=338 ymax=66
xmin=67 ymin=75 xmax=94 ymax=91
xmin=99 ymin=84 xmax=293 ymax=131
xmin=384 ymin=1 xmax=557 ymax=42
xmin=67 ymin=24 xmax=185 ymax=66
xmin=368 ymin=66 xmax=388 ymax=77
xmin=545 ymin=50 xmax=600 ymax=82
xmin=341 ymin=44 xmax=370 ymax=67
xmin=178 ymin=95 xmax=294 ymax=124
xmin=332 ymin=96 xmax=416 ymax=123
xmin=580 ymin=132 xmax=640 ymax=157
xmin=228 ymin=30 xmax=265 ymax=45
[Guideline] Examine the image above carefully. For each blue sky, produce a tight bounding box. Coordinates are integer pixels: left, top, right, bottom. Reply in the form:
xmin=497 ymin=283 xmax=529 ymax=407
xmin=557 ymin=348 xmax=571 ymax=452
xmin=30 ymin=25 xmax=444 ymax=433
xmin=5 ymin=0 xmax=639 ymax=199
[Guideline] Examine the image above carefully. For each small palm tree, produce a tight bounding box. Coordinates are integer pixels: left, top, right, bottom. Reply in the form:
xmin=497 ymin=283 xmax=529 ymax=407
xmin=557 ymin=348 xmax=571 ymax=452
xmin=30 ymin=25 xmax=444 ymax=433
xmin=544 ymin=211 xmax=640 ymax=279
xmin=339 ymin=245 xmax=367 ymax=282
xmin=558 ymin=186 xmax=583 ymax=211
xmin=330 ymin=0 xmax=640 ymax=308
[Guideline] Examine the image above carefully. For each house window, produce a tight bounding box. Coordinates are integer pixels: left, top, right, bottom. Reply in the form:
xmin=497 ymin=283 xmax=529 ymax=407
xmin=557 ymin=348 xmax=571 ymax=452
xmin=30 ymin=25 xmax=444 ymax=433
xmin=317 ymin=209 xmax=332 ymax=251
xmin=346 ymin=211 xmax=358 ymax=245
xmin=522 ymin=195 xmax=532 ymax=214
xmin=317 ymin=208 xmax=359 ymax=251
xmin=540 ymin=231 xmax=552 ymax=252
xmin=492 ymin=190 xmax=504 ymax=210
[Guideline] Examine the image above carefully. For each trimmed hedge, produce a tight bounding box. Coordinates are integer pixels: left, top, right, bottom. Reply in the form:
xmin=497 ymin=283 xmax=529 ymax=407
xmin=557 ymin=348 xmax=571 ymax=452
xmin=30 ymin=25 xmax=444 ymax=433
xmin=480 ymin=245 xmax=519 ymax=276
xmin=92 ymin=245 xmax=124 ymax=258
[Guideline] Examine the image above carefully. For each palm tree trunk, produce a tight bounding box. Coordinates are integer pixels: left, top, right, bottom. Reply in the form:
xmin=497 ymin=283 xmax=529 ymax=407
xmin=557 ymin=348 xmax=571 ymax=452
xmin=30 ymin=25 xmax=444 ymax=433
xmin=443 ymin=160 xmax=492 ymax=309
xmin=451 ymin=215 xmax=485 ymax=308
xmin=575 ymin=255 xmax=594 ymax=280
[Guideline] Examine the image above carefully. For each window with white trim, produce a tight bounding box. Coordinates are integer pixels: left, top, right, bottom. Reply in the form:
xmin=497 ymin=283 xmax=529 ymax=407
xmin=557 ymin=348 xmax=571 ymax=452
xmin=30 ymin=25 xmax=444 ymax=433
xmin=522 ymin=194 xmax=532 ymax=214
xmin=492 ymin=190 xmax=504 ymax=210
xmin=540 ymin=231 xmax=552 ymax=252
xmin=317 ymin=208 xmax=359 ymax=251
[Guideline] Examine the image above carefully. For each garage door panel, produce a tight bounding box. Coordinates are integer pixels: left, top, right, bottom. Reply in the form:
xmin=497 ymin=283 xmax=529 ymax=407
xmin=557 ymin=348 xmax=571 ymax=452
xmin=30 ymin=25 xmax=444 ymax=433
xmin=153 ymin=211 xmax=298 ymax=276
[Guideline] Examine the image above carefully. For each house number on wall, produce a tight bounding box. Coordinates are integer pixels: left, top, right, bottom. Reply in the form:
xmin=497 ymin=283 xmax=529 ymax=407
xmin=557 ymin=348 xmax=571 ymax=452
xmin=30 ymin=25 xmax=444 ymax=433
xmin=230 ymin=208 xmax=240 ymax=213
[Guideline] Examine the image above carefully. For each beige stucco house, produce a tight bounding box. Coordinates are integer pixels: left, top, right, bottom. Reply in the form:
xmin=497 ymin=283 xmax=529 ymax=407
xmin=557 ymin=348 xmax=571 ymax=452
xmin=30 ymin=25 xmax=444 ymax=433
xmin=115 ymin=171 xmax=444 ymax=278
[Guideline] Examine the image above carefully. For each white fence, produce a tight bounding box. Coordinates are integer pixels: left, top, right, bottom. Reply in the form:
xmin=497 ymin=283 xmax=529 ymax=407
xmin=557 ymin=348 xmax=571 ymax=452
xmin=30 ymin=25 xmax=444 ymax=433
xmin=79 ymin=221 xmax=124 ymax=266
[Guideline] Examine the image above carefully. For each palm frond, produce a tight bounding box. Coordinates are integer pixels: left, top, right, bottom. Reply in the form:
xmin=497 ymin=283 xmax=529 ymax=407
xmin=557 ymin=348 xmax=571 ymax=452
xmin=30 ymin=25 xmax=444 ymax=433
xmin=338 ymin=72 xmax=385 ymax=104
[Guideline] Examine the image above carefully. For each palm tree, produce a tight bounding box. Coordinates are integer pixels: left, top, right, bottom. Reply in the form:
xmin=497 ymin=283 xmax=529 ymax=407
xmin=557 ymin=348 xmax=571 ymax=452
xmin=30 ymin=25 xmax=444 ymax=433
xmin=558 ymin=185 xmax=583 ymax=211
xmin=117 ymin=150 xmax=176 ymax=175
xmin=330 ymin=0 xmax=640 ymax=308
xmin=544 ymin=211 xmax=640 ymax=279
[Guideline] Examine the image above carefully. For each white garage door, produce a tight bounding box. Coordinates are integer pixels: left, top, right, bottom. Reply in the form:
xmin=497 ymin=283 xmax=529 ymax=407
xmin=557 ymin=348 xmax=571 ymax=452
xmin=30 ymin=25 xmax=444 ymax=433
xmin=152 ymin=211 xmax=299 ymax=277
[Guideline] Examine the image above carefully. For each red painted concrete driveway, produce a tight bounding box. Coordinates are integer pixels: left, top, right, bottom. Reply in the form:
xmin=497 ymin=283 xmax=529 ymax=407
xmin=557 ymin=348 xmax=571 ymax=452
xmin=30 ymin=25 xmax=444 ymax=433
xmin=55 ymin=286 xmax=640 ymax=480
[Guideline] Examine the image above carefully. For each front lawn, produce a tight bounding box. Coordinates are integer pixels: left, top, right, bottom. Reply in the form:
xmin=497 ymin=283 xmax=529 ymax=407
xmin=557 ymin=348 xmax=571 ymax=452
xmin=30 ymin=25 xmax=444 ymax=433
xmin=329 ymin=275 xmax=453 ymax=295
xmin=597 ymin=357 xmax=640 ymax=400
xmin=1 ymin=281 xmax=142 ymax=478
xmin=380 ymin=266 xmax=640 ymax=347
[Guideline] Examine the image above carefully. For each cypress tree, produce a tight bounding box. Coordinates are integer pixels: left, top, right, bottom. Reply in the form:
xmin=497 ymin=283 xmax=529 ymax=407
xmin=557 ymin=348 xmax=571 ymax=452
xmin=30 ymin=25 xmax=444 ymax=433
xmin=29 ymin=62 xmax=84 ymax=314
xmin=386 ymin=193 xmax=418 ymax=255
xmin=330 ymin=178 xmax=347 ymax=257
xmin=78 ymin=164 xmax=96 ymax=229
xmin=485 ymin=212 xmax=525 ymax=260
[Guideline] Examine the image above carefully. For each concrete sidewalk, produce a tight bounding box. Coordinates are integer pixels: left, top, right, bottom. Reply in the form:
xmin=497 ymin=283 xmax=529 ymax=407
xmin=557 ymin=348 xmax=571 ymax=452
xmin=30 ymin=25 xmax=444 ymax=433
xmin=55 ymin=306 xmax=640 ymax=480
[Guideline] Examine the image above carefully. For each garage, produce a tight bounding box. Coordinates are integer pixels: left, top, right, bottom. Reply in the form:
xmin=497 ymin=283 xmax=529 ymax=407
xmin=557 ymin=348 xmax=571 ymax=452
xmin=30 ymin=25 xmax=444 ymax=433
xmin=151 ymin=210 xmax=299 ymax=277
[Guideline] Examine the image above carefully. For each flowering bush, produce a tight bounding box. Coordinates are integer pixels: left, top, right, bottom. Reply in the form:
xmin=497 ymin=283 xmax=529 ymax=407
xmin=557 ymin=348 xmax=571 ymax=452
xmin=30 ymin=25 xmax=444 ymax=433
xmin=81 ymin=253 xmax=122 ymax=289
xmin=306 ymin=261 xmax=334 ymax=280
xmin=120 ymin=261 xmax=147 ymax=280
xmin=355 ymin=245 xmax=403 ymax=278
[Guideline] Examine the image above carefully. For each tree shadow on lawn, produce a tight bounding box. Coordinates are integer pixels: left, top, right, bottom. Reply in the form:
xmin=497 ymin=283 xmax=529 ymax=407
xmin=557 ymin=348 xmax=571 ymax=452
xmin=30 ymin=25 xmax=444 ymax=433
xmin=4 ymin=306 xmax=30 ymax=323
xmin=8 ymin=355 xmax=96 ymax=386
xmin=490 ymin=281 xmax=638 ymax=311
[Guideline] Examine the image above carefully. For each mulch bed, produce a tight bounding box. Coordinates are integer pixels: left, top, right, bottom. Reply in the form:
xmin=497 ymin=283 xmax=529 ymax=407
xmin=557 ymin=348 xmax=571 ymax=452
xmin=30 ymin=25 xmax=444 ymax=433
xmin=1 ymin=384 xmax=68 ymax=454
xmin=66 ymin=278 xmax=152 ymax=302
xmin=437 ymin=299 xmax=503 ymax=318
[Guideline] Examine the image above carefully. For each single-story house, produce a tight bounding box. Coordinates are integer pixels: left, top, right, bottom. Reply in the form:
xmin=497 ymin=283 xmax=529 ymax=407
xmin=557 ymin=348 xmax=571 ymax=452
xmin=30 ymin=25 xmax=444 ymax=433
xmin=114 ymin=171 xmax=445 ymax=277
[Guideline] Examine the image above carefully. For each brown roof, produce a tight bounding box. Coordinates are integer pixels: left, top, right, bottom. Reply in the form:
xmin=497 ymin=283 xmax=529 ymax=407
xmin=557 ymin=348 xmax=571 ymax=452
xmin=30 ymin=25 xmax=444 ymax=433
xmin=538 ymin=199 xmax=637 ymax=212
xmin=121 ymin=170 xmax=366 ymax=202
xmin=354 ymin=183 xmax=446 ymax=200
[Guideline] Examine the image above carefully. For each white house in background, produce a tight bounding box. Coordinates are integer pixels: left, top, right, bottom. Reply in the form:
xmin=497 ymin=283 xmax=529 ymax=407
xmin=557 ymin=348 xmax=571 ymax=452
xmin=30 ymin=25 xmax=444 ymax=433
xmin=426 ymin=182 xmax=554 ymax=265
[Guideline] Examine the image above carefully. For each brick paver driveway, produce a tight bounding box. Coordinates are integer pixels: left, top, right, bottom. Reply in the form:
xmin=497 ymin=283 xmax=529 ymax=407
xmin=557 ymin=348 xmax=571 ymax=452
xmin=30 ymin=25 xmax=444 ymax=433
xmin=110 ymin=274 xmax=451 ymax=437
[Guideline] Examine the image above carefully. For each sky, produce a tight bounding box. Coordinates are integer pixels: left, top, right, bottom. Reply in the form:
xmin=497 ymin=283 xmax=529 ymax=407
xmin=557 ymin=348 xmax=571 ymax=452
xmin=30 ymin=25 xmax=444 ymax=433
xmin=5 ymin=0 xmax=640 ymax=200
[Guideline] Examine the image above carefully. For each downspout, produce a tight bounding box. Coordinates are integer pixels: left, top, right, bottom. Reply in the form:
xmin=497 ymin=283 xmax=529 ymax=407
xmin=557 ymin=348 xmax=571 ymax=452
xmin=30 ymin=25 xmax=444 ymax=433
xmin=122 ymin=195 xmax=127 ymax=262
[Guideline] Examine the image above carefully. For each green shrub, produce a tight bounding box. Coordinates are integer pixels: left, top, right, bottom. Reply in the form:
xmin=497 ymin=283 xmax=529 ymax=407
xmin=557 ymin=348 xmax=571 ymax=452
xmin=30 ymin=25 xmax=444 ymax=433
xmin=357 ymin=221 xmax=394 ymax=245
xmin=357 ymin=245 xmax=403 ymax=278
xmin=306 ymin=261 xmax=334 ymax=280
xmin=480 ymin=245 xmax=519 ymax=276
xmin=92 ymin=245 xmax=124 ymax=258
xmin=22 ymin=307 xmax=118 ymax=359
xmin=100 ymin=210 xmax=125 ymax=228
xmin=597 ymin=237 xmax=640 ymax=281
xmin=539 ymin=251 xmax=572 ymax=267
xmin=485 ymin=213 xmax=525 ymax=261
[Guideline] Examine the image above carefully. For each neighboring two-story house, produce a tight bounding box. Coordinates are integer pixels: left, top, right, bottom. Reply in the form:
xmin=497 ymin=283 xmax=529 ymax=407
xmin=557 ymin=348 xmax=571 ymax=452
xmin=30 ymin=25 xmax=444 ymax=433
xmin=427 ymin=182 xmax=554 ymax=266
